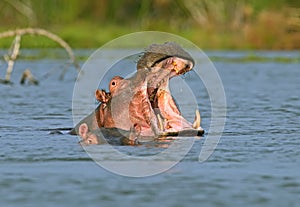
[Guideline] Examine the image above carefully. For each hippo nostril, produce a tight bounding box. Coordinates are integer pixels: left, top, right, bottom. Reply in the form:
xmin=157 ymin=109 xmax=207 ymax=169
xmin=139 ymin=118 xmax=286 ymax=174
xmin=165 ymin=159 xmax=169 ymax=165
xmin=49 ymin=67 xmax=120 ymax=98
xmin=111 ymin=81 xmax=116 ymax=86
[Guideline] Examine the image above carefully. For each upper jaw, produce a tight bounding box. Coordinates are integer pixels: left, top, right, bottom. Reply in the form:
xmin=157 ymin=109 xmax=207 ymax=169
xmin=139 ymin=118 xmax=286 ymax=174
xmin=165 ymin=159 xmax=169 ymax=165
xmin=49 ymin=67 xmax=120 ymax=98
xmin=147 ymin=56 xmax=194 ymax=89
xmin=151 ymin=56 xmax=194 ymax=76
xmin=170 ymin=57 xmax=194 ymax=76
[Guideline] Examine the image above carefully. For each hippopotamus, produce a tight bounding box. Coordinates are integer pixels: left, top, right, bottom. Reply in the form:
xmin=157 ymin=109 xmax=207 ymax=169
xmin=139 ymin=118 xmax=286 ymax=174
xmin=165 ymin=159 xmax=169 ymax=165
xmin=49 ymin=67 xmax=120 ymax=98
xmin=71 ymin=42 xmax=204 ymax=145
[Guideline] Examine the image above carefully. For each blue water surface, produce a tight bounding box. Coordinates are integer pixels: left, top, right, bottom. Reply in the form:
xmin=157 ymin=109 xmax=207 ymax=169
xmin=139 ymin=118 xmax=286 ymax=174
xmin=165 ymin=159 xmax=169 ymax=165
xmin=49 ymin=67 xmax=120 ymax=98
xmin=0 ymin=50 xmax=299 ymax=207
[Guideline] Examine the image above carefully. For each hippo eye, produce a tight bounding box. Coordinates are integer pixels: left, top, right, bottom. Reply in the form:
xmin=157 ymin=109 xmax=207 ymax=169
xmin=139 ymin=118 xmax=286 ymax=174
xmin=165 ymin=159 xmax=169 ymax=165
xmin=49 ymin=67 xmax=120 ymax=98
xmin=87 ymin=139 xmax=92 ymax=144
xmin=111 ymin=81 xmax=116 ymax=86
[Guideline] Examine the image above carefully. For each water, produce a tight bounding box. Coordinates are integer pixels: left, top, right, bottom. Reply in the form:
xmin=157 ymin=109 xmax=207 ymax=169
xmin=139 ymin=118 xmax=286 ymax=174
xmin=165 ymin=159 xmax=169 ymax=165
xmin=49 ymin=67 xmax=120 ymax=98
xmin=0 ymin=50 xmax=300 ymax=207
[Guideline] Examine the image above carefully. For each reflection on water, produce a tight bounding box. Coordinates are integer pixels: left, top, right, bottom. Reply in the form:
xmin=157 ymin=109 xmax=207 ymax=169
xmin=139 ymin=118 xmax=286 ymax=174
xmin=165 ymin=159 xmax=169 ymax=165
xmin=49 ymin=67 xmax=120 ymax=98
xmin=0 ymin=50 xmax=300 ymax=207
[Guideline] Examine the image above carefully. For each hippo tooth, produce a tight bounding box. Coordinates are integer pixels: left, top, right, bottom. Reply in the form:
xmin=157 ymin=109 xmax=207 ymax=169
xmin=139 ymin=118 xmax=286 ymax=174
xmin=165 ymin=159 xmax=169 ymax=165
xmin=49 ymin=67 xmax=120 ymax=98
xmin=192 ymin=109 xmax=201 ymax=129
xmin=157 ymin=114 xmax=164 ymax=131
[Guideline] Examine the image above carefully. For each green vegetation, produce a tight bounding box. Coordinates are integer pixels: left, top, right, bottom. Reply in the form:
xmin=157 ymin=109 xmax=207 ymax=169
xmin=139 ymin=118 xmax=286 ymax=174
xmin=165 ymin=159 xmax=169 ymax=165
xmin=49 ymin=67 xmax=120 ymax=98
xmin=0 ymin=0 xmax=299 ymax=50
xmin=210 ymin=54 xmax=300 ymax=63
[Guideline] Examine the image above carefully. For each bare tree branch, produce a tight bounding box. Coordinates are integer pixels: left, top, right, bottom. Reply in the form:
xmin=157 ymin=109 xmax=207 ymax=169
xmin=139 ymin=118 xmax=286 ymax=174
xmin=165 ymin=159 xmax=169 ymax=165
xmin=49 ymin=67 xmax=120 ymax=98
xmin=5 ymin=34 xmax=21 ymax=82
xmin=0 ymin=28 xmax=80 ymax=84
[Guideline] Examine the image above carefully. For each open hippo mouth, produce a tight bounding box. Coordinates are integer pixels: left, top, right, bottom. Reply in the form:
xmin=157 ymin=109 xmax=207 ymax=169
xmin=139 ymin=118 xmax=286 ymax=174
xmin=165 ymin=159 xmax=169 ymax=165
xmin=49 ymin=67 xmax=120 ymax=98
xmin=143 ymin=56 xmax=202 ymax=136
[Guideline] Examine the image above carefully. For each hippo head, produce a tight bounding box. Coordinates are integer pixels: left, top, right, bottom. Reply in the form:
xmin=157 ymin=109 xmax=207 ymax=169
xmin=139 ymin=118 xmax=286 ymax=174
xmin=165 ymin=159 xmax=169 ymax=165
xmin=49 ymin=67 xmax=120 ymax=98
xmin=93 ymin=42 xmax=202 ymax=140
xmin=74 ymin=42 xmax=203 ymax=145
xmin=78 ymin=123 xmax=100 ymax=145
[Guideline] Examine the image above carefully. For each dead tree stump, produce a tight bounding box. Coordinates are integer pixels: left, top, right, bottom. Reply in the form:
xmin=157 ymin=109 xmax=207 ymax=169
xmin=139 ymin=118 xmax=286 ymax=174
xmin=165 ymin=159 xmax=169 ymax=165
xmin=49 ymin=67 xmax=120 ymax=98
xmin=20 ymin=69 xmax=39 ymax=85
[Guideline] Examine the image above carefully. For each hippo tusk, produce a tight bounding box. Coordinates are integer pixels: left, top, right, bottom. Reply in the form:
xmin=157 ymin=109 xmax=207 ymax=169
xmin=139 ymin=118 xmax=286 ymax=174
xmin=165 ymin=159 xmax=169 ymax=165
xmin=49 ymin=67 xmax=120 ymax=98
xmin=174 ymin=66 xmax=180 ymax=74
xmin=157 ymin=114 xmax=164 ymax=131
xmin=192 ymin=109 xmax=201 ymax=129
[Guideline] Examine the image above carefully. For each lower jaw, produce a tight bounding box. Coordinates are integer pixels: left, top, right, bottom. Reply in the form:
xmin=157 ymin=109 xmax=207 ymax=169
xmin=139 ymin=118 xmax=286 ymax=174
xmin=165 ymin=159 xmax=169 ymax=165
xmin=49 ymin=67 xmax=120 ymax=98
xmin=138 ymin=118 xmax=194 ymax=137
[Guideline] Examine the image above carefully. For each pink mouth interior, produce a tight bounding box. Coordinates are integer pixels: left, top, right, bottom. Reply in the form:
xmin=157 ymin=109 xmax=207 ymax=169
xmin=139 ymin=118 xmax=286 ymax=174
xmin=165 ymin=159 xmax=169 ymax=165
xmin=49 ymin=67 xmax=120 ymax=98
xmin=146 ymin=57 xmax=194 ymax=134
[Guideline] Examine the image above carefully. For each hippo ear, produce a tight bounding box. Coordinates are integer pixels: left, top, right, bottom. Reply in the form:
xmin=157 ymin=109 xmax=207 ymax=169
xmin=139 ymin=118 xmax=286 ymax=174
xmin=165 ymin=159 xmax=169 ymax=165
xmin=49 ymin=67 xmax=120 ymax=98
xmin=95 ymin=89 xmax=103 ymax=101
xmin=78 ymin=123 xmax=89 ymax=138
xmin=95 ymin=89 xmax=109 ymax=103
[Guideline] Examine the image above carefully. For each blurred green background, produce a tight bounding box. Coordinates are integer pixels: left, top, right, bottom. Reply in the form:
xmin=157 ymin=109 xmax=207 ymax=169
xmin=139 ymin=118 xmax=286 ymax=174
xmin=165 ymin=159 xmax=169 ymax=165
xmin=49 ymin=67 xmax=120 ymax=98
xmin=0 ymin=0 xmax=299 ymax=49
